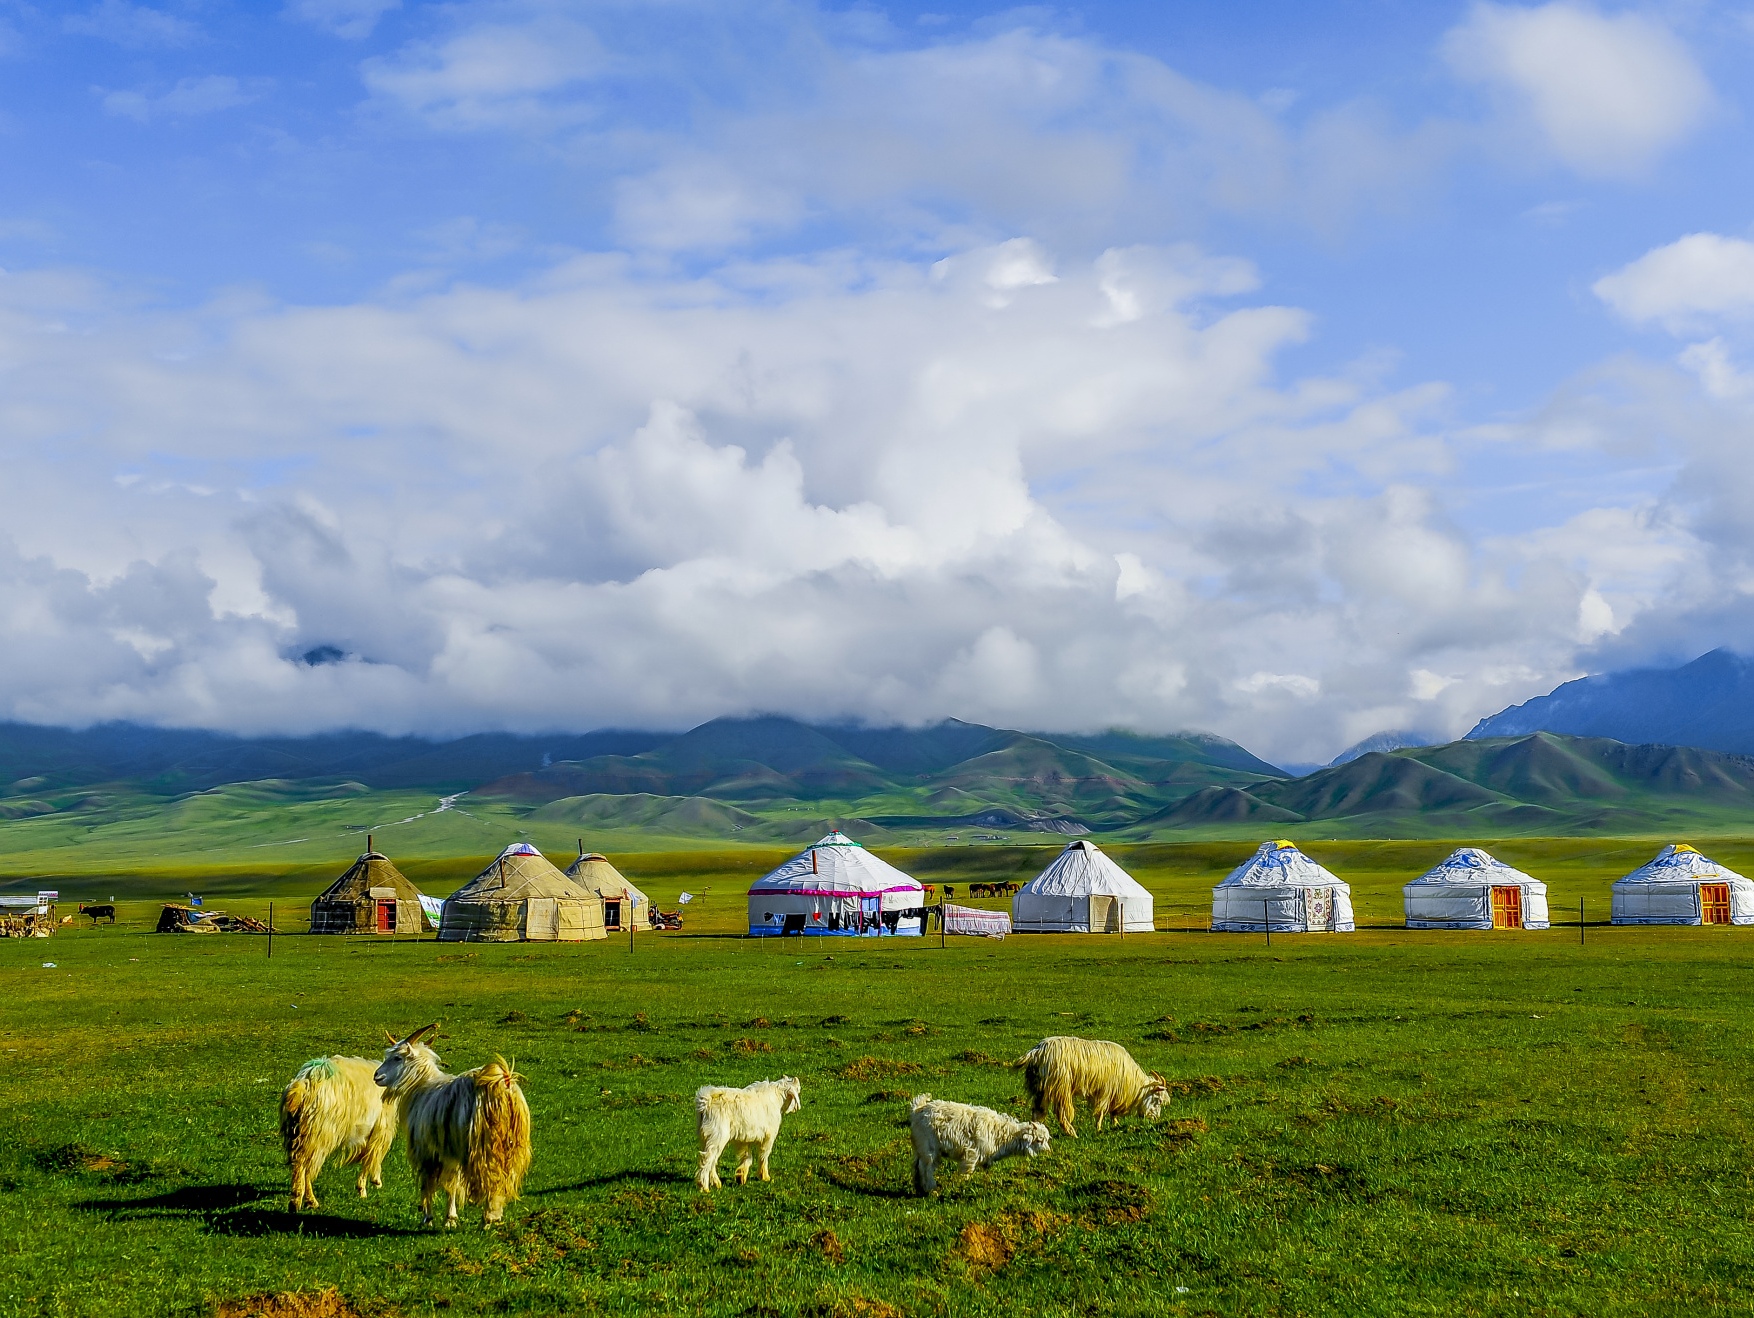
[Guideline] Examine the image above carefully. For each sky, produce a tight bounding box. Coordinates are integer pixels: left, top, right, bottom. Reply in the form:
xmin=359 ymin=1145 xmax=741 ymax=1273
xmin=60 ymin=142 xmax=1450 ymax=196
xmin=3 ymin=0 xmax=1754 ymax=763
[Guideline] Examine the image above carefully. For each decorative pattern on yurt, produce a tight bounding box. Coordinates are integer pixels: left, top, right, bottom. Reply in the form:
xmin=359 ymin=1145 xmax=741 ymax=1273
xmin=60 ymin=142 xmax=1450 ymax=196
xmin=1403 ymin=848 xmax=1550 ymax=930
xmin=1011 ymin=839 xmax=1153 ymax=933
xmin=564 ymin=847 xmax=650 ymax=932
xmin=1212 ymin=840 xmax=1355 ymax=933
xmin=746 ymin=831 xmax=925 ymax=936
xmin=438 ymin=843 xmax=608 ymax=942
xmin=1611 ymin=843 xmax=1754 ymax=926
xmin=309 ymin=840 xmax=434 ymax=935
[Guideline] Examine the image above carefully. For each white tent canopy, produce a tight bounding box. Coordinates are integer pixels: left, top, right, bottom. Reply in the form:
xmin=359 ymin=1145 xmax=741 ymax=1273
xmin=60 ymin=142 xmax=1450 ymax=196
xmin=1012 ymin=840 xmax=1153 ymax=933
xmin=746 ymin=831 xmax=925 ymax=936
xmin=1403 ymin=848 xmax=1550 ymax=930
xmin=1612 ymin=843 xmax=1754 ymax=926
xmin=1213 ymin=840 xmax=1354 ymax=933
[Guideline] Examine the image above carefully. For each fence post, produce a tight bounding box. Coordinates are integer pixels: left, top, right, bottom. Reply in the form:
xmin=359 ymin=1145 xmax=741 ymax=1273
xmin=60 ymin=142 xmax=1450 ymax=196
xmin=1265 ymin=900 xmax=1271 ymax=949
xmin=1580 ymin=897 xmax=1585 ymax=946
xmin=268 ymin=902 xmax=273 ymax=959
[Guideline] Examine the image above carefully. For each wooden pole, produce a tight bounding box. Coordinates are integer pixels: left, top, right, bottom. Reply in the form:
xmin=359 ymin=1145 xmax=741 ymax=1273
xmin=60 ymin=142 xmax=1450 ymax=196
xmin=268 ymin=902 xmax=274 ymax=959
xmin=1580 ymin=897 xmax=1585 ymax=946
xmin=1265 ymin=899 xmax=1271 ymax=949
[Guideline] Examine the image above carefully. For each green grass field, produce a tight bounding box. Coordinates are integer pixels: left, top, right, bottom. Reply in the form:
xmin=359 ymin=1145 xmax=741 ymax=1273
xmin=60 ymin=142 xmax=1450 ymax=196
xmin=7 ymin=843 xmax=1754 ymax=1316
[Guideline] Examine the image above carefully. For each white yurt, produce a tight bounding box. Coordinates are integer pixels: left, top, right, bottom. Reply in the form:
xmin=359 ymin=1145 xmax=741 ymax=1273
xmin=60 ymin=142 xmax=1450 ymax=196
xmin=1611 ymin=843 xmax=1754 ymax=926
xmin=1011 ymin=840 xmax=1154 ymax=933
xmin=746 ymin=831 xmax=926 ymax=937
xmin=1403 ymin=848 xmax=1550 ymax=930
xmin=1213 ymin=840 xmax=1354 ymax=933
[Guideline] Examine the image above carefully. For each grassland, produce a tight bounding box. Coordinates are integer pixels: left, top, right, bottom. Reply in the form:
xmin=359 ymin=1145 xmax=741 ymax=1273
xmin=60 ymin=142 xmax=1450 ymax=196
xmin=7 ymin=845 xmax=1754 ymax=1316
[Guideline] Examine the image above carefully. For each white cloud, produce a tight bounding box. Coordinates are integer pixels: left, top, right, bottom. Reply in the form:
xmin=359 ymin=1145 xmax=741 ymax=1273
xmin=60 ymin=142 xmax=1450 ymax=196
xmin=362 ymin=13 xmax=606 ymax=129
xmin=101 ymin=76 xmax=259 ymax=124
xmin=1594 ymin=233 xmax=1754 ymax=333
xmin=63 ymin=0 xmax=198 ymax=48
xmin=1444 ymin=2 xmax=1712 ymax=178
xmin=285 ymin=0 xmax=400 ymax=40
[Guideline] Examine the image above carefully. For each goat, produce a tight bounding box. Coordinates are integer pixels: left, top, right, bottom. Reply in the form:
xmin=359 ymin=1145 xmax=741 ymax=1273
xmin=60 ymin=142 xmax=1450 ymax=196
xmin=695 ymin=1076 xmax=801 ymax=1192
xmin=279 ymin=1055 xmax=399 ymax=1211
xmin=375 ymin=1024 xmax=532 ymax=1228
xmin=1016 ymin=1036 xmax=1168 ymax=1138
xmin=908 ymin=1094 xmax=1049 ymax=1195
xmin=78 ymin=904 xmax=116 ymax=925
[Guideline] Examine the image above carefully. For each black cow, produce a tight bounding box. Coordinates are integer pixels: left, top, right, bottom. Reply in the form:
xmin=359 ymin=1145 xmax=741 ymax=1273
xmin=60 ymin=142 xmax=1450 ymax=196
xmin=78 ymin=904 xmax=117 ymax=925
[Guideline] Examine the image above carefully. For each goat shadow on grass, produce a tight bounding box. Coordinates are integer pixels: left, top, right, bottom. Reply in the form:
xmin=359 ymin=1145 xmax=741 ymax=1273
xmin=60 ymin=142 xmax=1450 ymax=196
xmin=74 ymin=1183 xmax=422 ymax=1239
xmin=532 ymin=1169 xmax=692 ymax=1195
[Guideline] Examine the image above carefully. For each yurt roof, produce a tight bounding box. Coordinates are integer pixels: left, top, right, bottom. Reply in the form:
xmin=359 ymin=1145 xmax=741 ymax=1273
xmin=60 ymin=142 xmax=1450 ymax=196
xmin=748 ymin=831 xmax=922 ymax=897
xmin=1019 ymin=840 xmax=1151 ymax=900
xmin=1615 ymin=843 xmax=1751 ymax=887
xmin=448 ymin=843 xmax=596 ymax=902
xmin=1217 ymin=840 xmax=1348 ymax=889
xmin=315 ymin=852 xmax=426 ymax=903
xmin=565 ymin=852 xmax=650 ymax=905
xmin=1404 ymin=847 xmax=1543 ymax=892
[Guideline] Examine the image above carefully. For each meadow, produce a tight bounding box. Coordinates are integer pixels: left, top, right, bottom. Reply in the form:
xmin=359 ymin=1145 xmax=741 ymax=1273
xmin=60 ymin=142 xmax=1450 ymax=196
xmin=6 ymin=842 xmax=1754 ymax=1316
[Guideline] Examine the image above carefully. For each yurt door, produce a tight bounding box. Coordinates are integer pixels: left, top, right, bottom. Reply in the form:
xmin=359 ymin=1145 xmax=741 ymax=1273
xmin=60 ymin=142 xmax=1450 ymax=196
xmin=525 ymin=898 xmax=559 ymax=940
xmin=1491 ymin=886 xmax=1523 ymax=929
xmin=604 ymin=900 xmax=621 ymax=930
xmin=1304 ymin=888 xmax=1333 ymax=932
xmin=1087 ymin=894 xmax=1119 ymax=933
xmin=375 ymin=901 xmax=395 ymax=933
xmin=1700 ymin=883 xmax=1731 ymax=924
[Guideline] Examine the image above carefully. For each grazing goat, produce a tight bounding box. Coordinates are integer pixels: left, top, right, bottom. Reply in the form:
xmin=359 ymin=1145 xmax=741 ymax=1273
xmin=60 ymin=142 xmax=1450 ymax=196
xmin=78 ymin=904 xmax=116 ymax=925
xmin=1017 ymin=1036 xmax=1169 ymax=1138
xmin=375 ymin=1024 xmax=532 ymax=1228
xmin=695 ymin=1076 xmax=801 ymax=1192
xmin=279 ymin=1055 xmax=399 ymax=1211
xmin=908 ymin=1094 xmax=1050 ymax=1195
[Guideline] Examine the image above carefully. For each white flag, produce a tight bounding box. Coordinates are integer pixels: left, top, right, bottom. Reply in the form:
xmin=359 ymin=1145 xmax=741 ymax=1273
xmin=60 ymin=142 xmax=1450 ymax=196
xmin=677 ymin=892 xmax=694 ymax=905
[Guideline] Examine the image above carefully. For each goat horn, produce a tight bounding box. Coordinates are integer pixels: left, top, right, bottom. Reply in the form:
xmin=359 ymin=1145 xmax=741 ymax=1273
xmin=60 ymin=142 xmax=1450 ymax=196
xmin=410 ymin=1021 xmax=439 ymax=1042
xmin=384 ymin=1029 xmax=398 ymax=1044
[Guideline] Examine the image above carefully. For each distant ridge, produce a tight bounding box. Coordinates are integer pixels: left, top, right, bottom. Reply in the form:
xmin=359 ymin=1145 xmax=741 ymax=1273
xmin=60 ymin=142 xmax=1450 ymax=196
xmin=1468 ymin=649 xmax=1754 ymax=754
xmin=1328 ymin=730 xmax=1434 ymax=767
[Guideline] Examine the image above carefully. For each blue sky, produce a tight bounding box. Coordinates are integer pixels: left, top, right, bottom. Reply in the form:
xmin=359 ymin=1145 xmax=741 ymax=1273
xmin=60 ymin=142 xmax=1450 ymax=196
xmin=2 ymin=0 xmax=1754 ymax=761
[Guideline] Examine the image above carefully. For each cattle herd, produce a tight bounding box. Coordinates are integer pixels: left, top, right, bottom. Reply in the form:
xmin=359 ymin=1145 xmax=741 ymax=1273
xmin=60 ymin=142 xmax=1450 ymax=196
xmin=280 ymin=1028 xmax=1170 ymax=1226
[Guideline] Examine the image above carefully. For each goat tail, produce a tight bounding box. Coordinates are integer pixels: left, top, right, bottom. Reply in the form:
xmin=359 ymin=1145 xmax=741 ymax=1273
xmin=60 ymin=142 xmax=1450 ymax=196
xmin=467 ymin=1056 xmax=532 ymax=1204
xmin=279 ymin=1057 xmax=335 ymax=1161
xmin=910 ymin=1093 xmax=932 ymax=1113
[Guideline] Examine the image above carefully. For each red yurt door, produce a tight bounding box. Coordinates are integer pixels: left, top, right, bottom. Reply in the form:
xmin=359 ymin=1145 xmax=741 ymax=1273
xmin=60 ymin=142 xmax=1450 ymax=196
xmin=1700 ymin=883 xmax=1731 ymax=924
xmin=1490 ymin=886 xmax=1522 ymax=929
xmin=376 ymin=900 xmax=395 ymax=933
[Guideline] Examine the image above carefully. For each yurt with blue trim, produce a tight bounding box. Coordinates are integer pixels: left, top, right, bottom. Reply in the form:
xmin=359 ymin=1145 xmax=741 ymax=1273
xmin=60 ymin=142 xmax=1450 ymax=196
xmin=746 ymin=831 xmax=926 ymax=937
xmin=1212 ymin=840 xmax=1354 ymax=933
xmin=1403 ymin=848 xmax=1550 ymax=930
xmin=1611 ymin=843 xmax=1754 ymax=926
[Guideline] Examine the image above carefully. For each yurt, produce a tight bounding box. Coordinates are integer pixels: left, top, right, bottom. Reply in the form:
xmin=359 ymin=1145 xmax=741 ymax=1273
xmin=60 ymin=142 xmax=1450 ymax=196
xmin=1212 ymin=840 xmax=1355 ymax=933
xmin=438 ymin=843 xmax=608 ymax=942
xmin=746 ymin=831 xmax=925 ymax=937
xmin=564 ymin=845 xmax=650 ymax=933
xmin=1611 ymin=843 xmax=1754 ymax=926
xmin=1403 ymin=848 xmax=1550 ymax=930
xmin=309 ymin=839 xmax=433 ymax=935
xmin=1012 ymin=840 xmax=1154 ymax=933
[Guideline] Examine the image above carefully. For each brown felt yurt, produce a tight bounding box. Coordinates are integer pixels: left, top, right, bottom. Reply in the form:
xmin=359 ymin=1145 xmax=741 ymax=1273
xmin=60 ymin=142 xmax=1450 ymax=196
xmin=310 ymin=840 xmax=432 ymax=935
xmin=438 ymin=843 xmax=607 ymax=942
xmin=564 ymin=844 xmax=650 ymax=933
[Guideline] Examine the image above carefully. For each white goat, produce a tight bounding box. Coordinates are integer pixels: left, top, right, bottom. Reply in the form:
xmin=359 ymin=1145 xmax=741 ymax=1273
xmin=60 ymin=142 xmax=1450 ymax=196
xmin=1017 ymin=1036 xmax=1168 ymax=1138
xmin=374 ymin=1024 xmax=532 ymax=1228
xmin=695 ymin=1076 xmax=801 ymax=1192
xmin=279 ymin=1055 xmax=399 ymax=1211
xmin=908 ymin=1094 xmax=1050 ymax=1195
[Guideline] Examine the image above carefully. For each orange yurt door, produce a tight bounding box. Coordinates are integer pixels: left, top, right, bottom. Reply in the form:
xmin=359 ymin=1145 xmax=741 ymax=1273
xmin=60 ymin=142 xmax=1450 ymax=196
xmin=1700 ymin=883 xmax=1731 ymax=925
xmin=376 ymin=900 xmax=395 ymax=933
xmin=1490 ymin=886 xmax=1523 ymax=929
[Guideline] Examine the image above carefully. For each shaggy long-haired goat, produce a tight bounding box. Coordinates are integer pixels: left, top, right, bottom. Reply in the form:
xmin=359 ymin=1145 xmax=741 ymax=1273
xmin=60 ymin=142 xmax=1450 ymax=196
xmin=375 ymin=1024 xmax=532 ymax=1228
xmin=279 ymin=1055 xmax=399 ymax=1211
xmin=908 ymin=1094 xmax=1050 ymax=1195
xmin=1016 ymin=1036 xmax=1168 ymax=1138
xmin=695 ymin=1076 xmax=801 ymax=1192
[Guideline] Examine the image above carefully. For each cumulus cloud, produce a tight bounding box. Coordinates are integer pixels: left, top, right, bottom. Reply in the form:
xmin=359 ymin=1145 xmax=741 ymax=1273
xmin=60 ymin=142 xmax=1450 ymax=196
xmin=286 ymin=0 xmax=400 ymax=40
xmin=101 ymin=76 xmax=259 ymax=123
xmin=0 ymin=238 xmax=1666 ymax=761
xmin=1594 ymin=233 xmax=1754 ymax=333
xmin=1444 ymin=2 xmax=1712 ymax=177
